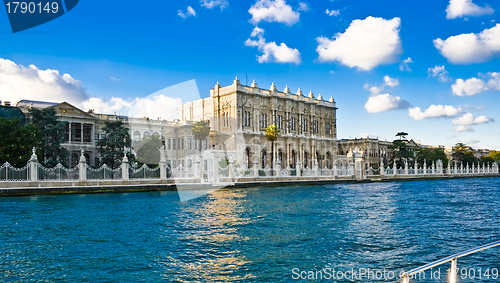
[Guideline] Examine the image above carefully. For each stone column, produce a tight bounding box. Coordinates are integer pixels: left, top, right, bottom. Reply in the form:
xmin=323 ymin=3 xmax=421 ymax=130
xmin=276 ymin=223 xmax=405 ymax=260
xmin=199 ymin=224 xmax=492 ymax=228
xmin=297 ymin=160 xmax=302 ymax=177
xmin=194 ymin=155 xmax=201 ymax=180
xmin=122 ymin=154 xmax=129 ymax=181
xmin=228 ymin=159 xmax=235 ymax=180
xmin=431 ymin=161 xmax=435 ymax=175
xmin=414 ymin=160 xmax=418 ymax=176
xmin=29 ymin=147 xmax=38 ymax=182
xmin=314 ymin=159 xmax=319 ymax=177
xmin=380 ymin=158 xmax=384 ymax=176
xmin=79 ymin=149 xmax=87 ymax=182
xmin=447 ymin=162 xmax=451 ymax=175
xmin=460 ymin=162 xmax=464 ymax=174
xmin=393 ymin=160 xmax=397 ymax=177
xmin=466 ymin=163 xmax=470 ymax=174
xmin=214 ymin=156 xmax=220 ymax=182
xmin=423 ymin=160 xmax=427 ymax=175
xmin=404 ymin=159 xmax=409 ymax=175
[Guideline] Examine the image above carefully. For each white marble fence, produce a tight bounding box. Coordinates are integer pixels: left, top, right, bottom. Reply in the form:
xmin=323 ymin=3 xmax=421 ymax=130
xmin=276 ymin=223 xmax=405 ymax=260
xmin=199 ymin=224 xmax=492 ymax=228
xmin=0 ymin=148 xmax=498 ymax=186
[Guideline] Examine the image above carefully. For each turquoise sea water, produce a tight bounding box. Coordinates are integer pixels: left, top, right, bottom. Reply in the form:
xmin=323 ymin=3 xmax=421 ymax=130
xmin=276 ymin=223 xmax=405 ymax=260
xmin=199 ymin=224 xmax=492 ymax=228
xmin=1 ymin=178 xmax=500 ymax=282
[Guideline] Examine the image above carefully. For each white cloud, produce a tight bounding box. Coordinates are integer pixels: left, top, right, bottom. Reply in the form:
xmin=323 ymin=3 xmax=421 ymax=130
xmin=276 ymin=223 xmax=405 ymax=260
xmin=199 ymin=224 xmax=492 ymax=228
xmin=178 ymin=6 xmax=196 ymax=18
xmin=297 ymin=2 xmax=310 ymax=12
xmin=427 ymin=65 xmax=451 ymax=82
xmin=81 ymin=97 xmax=132 ymax=114
xmin=464 ymin=139 xmax=480 ymax=144
xmin=434 ymin=24 xmax=500 ymax=64
xmin=399 ymin=57 xmax=413 ymax=72
xmin=452 ymin=112 xmax=494 ymax=132
xmin=452 ymin=113 xmax=494 ymax=125
xmin=110 ymin=76 xmax=121 ymax=82
xmin=248 ymin=0 xmax=300 ymax=26
xmin=451 ymin=72 xmax=500 ymax=96
xmin=325 ymin=9 xmax=339 ymax=16
xmin=201 ymin=0 xmax=229 ymax=10
xmin=408 ymin=105 xmax=463 ymax=120
xmin=316 ymin=17 xmax=402 ymax=71
xmin=245 ymin=27 xmax=301 ymax=64
xmin=0 ymin=58 xmax=89 ymax=106
xmin=364 ymin=75 xmax=409 ymax=113
xmin=446 ymin=0 xmax=494 ymax=19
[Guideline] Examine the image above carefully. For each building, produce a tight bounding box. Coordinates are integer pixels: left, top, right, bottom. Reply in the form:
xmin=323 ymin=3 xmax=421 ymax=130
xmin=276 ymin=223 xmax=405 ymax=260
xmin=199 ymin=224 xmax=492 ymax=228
xmin=178 ymin=78 xmax=338 ymax=169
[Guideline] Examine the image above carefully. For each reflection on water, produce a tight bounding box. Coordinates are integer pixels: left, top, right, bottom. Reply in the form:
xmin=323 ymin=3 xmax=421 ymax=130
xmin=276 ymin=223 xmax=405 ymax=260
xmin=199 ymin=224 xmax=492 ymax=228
xmin=0 ymin=178 xmax=500 ymax=282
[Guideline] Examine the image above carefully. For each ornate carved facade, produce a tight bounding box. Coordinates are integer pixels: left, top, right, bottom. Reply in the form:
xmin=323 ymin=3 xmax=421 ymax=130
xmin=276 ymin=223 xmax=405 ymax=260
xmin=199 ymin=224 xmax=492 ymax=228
xmin=179 ymin=78 xmax=338 ymax=169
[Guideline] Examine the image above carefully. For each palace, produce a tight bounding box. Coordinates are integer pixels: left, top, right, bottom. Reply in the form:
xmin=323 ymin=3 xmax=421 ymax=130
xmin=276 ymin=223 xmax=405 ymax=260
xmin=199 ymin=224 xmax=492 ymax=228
xmin=178 ymin=77 xmax=338 ymax=169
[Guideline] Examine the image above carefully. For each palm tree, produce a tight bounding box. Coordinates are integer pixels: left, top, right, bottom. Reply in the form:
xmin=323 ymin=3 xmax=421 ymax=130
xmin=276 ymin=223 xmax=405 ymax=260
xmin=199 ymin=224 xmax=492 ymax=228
xmin=265 ymin=124 xmax=280 ymax=170
xmin=191 ymin=120 xmax=210 ymax=153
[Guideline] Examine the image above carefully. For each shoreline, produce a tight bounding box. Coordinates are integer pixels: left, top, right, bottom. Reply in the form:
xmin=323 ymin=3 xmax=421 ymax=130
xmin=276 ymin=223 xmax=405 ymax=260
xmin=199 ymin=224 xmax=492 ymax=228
xmin=1 ymin=174 xmax=498 ymax=197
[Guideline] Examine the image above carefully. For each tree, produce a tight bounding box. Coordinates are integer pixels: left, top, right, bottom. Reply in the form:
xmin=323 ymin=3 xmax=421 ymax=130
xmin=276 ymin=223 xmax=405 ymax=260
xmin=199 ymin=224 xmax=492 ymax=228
xmin=29 ymin=107 xmax=69 ymax=167
xmin=265 ymin=124 xmax=280 ymax=170
xmin=452 ymin=143 xmax=478 ymax=166
xmin=415 ymin=148 xmax=449 ymax=168
xmin=389 ymin=137 xmax=414 ymax=168
xmin=488 ymin=150 xmax=500 ymax=162
xmin=97 ymin=121 xmax=133 ymax=170
xmin=396 ymin=132 xmax=408 ymax=140
xmin=0 ymin=118 xmax=42 ymax=167
xmin=191 ymin=120 xmax=210 ymax=153
xmin=133 ymin=134 xmax=163 ymax=167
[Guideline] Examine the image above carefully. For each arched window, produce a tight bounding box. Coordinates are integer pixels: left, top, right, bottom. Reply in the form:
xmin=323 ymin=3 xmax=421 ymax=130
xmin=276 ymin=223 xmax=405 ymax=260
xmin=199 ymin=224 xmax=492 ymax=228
xmin=291 ymin=150 xmax=296 ymax=168
xmin=188 ymin=159 xmax=192 ymax=168
xmin=261 ymin=149 xmax=267 ymax=168
xmin=304 ymin=151 xmax=308 ymax=168
xmin=278 ymin=149 xmax=283 ymax=165
xmin=326 ymin=152 xmax=331 ymax=169
xmin=143 ymin=131 xmax=150 ymax=139
xmin=133 ymin=131 xmax=141 ymax=141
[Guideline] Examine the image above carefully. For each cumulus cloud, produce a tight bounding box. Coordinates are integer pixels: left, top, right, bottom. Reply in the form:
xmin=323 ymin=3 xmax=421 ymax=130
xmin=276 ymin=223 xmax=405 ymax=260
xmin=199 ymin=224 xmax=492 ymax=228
xmin=201 ymin=0 xmax=229 ymax=10
xmin=452 ymin=112 xmax=494 ymax=132
xmin=427 ymin=65 xmax=451 ymax=82
xmin=0 ymin=58 xmax=89 ymax=106
xmin=446 ymin=0 xmax=494 ymax=19
xmin=408 ymin=105 xmax=463 ymax=120
xmin=178 ymin=6 xmax=196 ymax=18
xmin=399 ymin=57 xmax=413 ymax=72
xmin=364 ymin=75 xmax=409 ymax=113
xmin=249 ymin=0 xmax=300 ymax=26
xmin=326 ymin=9 xmax=339 ymax=16
xmin=245 ymin=27 xmax=301 ymax=64
xmin=297 ymin=2 xmax=310 ymax=12
xmin=316 ymin=16 xmax=402 ymax=71
xmin=434 ymin=24 xmax=500 ymax=64
xmin=451 ymin=72 xmax=500 ymax=96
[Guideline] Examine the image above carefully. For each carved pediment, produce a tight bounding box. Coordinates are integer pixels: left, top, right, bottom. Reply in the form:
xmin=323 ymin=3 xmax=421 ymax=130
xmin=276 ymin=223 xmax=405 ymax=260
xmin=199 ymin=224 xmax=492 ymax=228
xmin=53 ymin=102 xmax=96 ymax=119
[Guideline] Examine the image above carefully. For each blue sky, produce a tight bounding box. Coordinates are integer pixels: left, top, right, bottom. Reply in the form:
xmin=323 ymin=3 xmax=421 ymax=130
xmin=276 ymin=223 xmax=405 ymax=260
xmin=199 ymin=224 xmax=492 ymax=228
xmin=0 ymin=0 xmax=500 ymax=149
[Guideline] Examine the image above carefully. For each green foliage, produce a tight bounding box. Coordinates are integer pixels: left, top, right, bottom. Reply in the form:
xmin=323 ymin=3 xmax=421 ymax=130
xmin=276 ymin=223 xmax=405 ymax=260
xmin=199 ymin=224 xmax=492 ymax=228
xmin=479 ymin=156 xmax=495 ymax=166
xmin=191 ymin=120 xmax=210 ymax=152
xmin=133 ymin=135 xmax=162 ymax=166
xmin=389 ymin=138 xmax=414 ymax=167
xmin=452 ymin=143 xmax=478 ymax=166
xmin=219 ymin=157 xmax=229 ymax=168
xmin=415 ymin=148 xmax=448 ymax=168
xmin=395 ymin=132 xmax=408 ymax=140
xmin=97 ymin=121 xmax=133 ymax=169
xmin=488 ymin=150 xmax=500 ymax=162
xmin=29 ymin=107 xmax=69 ymax=167
xmin=265 ymin=124 xmax=280 ymax=169
xmin=0 ymin=118 xmax=42 ymax=167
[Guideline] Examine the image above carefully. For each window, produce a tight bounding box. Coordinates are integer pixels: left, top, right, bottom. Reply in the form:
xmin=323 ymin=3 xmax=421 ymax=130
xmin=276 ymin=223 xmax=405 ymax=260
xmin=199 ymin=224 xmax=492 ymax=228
xmin=64 ymin=122 xmax=70 ymax=142
xmin=203 ymin=140 xmax=207 ymax=150
xmin=243 ymin=111 xmax=251 ymax=127
xmin=260 ymin=113 xmax=267 ymax=128
xmin=71 ymin=122 xmax=82 ymax=142
xmin=188 ymin=159 xmax=192 ymax=168
xmin=188 ymin=138 xmax=191 ymax=149
xmin=83 ymin=124 xmax=92 ymax=143
xmin=167 ymin=139 xmax=171 ymax=150
xmin=325 ymin=122 xmax=331 ymax=135
xmin=204 ymin=160 xmax=208 ymax=171
xmin=143 ymin=131 xmax=150 ymax=139
xmin=172 ymin=160 xmax=176 ymax=167
xmin=313 ymin=120 xmax=319 ymax=134
xmin=133 ymin=131 xmax=141 ymax=141
xmin=194 ymin=139 xmax=197 ymax=150
xmin=277 ymin=115 xmax=283 ymax=129
xmin=290 ymin=117 xmax=296 ymax=131
xmin=262 ymin=149 xmax=267 ymax=168
xmin=303 ymin=118 xmax=308 ymax=132
xmin=172 ymin=139 xmax=176 ymax=150
xmin=181 ymin=138 xmax=184 ymax=150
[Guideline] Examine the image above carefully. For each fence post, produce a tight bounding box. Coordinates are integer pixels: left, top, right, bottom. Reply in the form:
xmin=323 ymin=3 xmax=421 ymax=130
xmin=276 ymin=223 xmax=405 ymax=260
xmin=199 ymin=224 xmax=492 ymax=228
xmin=393 ymin=160 xmax=397 ymax=177
xmin=432 ymin=161 xmax=435 ymax=175
xmin=159 ymin=147 xmax=167 ymax=181
xmin=29 ymin=147 xmax=38 ymax=182
xmin=297 ymin=160 xmax=302 ymax=177
xmin=214 ymin=157 xmax=220 ymax=182
xmin=447 ymin=162 xmax=451 ymax=175
xmin=333 ymin=161 xmax=337 ymax=178
xmin=414 ymin=160 xmax=418 ymax=176
xmin=194 ymin=155 xmax=201 ymax=180
xmin=79 ymin=149 xmax=86 ymax=182
xmin=314 ymin=159 xmax=319 ymax=177
xmin=122 ymin=154 xmax=129 ymax=181
xmin=423 ymin=160 xmax=427 ymax=175
xmin=404 ymin=159 xmax=409 ymax=175
xmin=276 ymin=158 xmax=282 ymax=178
xmin=380 ymin=158 xmax=384 ymax=176
xmin=228 ymin=159 xmax=235 ymax=180
xmin=253 ymin=160 xmax=259 ymax=178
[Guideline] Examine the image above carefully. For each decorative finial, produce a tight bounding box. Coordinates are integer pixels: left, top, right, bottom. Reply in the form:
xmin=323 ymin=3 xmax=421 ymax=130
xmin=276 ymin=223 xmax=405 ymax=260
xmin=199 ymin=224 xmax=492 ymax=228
xmin=297 ymin=88 xmax=303 ymax=96
xmin=284 ymin=85 xmax=290 ymax=94
xmin=270 ymin=82 xmax=277 ymax=92
xmin=317 ymin=93 xmax=323 ymax=100
xmin=308 ymin=90 xmax=314 ymax=98
xmin=32 ymin=147 xmax=36 ymax=155
xmin=251 ymin=80 xmax=258 ymax=88
xmin=329 ymin=96 xmax=334 ymax=103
